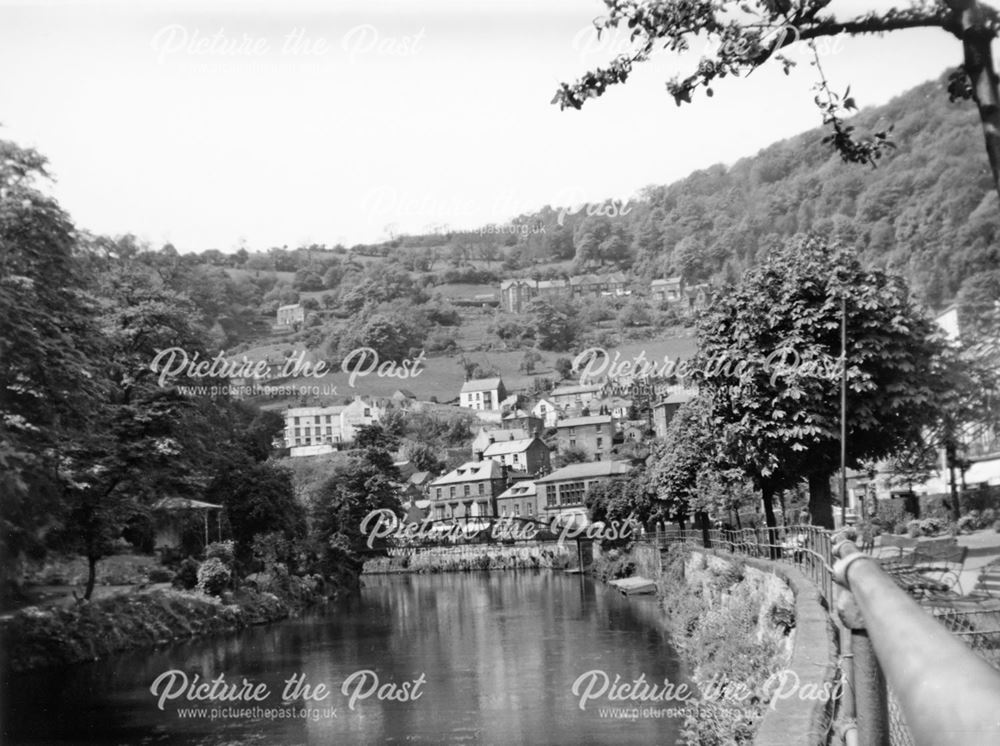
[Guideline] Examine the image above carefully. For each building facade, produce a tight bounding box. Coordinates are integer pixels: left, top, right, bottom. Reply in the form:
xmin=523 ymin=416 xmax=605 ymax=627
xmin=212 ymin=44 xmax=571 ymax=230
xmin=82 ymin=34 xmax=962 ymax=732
xmin=535 ymin=461 xmax=632 ymax=525
xmin=283 ymin=397 xmax=383 ymax=451
xmin=460 ymin=377 xmax=507 ymax=411
xmin=495 ymin=480 xmax=540 ymax=519
xmin=556 ymin=415 xmax=616 ymax=460
xmin=483 ymin=436 xmax=551 ymax=475
xmin=276 ymin=303 xmax=305 ymax=327
xmin=428 ymin=460 xmax=507 ymax=520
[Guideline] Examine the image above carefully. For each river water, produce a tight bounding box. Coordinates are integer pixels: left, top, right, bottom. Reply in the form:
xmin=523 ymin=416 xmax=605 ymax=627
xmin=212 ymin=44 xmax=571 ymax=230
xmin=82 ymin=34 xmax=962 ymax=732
xmin=3 ymin=571 xmax=689 ymax=745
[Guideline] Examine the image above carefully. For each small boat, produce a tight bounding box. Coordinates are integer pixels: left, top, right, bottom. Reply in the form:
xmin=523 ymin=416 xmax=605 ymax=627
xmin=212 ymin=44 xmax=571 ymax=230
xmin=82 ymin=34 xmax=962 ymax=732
xmin=608 ymin=577 xmax=657 ymax=595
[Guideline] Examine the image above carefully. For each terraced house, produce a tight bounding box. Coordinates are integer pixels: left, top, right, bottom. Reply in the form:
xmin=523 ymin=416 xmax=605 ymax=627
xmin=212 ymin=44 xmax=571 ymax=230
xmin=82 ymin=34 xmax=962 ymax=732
xmin=428 ymin=460 xmax=507 ymax=520
xmin=556 ymin=414 xmax=615 ymax=460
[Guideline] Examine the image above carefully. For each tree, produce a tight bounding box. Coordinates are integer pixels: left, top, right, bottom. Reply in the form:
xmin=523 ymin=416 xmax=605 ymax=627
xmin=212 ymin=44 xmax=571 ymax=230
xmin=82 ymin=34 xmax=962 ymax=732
xmin=206 ymin=461 xmax=306 ymax=571
xmin=585 ymin=477 xmax=646 ymax=548
xmin=520 ymin=349 xmax=543 ymax=374
xmin=0 ymin=140 xmax=104 ymax=577
xmin=553 ymin=0 xmax=1000 ymax=200
xmin=311 ymin=424 xmax=402 ymax=588
xmin=529 ymin=297 xmax=581 ymax=352
xmin=645 ymin=397 xmax=729 ymax=538
xmin=406 ymin=442 xmax=445 ymax=475
xmin=554 ymin=445 xmax=589 ymax=468
xmin=554 ymin=357 xmax=574 ymax=380
xmin=694 ymin=235 xmax=945 ymax=530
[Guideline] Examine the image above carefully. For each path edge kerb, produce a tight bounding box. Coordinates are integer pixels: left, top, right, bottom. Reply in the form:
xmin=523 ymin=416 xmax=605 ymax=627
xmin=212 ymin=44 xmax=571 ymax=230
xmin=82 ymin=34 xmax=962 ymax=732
xmin=749 ymin=556 xmax=838 ymax=746
xmin=693 ymin=549 xmax=839 ymax=746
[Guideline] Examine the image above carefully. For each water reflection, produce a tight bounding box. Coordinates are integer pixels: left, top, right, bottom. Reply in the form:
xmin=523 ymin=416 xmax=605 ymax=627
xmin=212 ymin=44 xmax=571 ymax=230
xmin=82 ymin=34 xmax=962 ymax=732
xmin=4 ymin=571 xmax=688 ymax=745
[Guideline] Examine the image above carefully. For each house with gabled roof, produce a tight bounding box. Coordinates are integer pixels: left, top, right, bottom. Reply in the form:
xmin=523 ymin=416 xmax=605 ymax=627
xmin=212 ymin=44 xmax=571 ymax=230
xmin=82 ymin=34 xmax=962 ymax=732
xmin=459 ymin=377 xmax=506 ymax=411
xmin=483 ymin=436 xmax=550 ymax=475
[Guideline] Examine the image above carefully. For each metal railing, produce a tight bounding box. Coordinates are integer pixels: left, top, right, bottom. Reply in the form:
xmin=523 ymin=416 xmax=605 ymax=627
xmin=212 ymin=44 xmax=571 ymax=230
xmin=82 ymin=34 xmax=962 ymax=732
xmin=647 ymin=525 xmax=1000 ymax=746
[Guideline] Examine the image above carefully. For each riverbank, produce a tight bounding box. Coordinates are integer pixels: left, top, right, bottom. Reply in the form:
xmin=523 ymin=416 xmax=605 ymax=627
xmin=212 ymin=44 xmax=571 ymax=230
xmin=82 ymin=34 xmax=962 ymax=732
xmin=0 ymin=584 xmax=325 ymax=674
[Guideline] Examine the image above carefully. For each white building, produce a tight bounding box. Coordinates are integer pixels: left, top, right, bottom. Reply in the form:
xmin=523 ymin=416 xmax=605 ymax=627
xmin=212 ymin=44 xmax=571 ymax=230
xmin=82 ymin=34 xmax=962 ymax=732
xmin=459 ymin=377 xmax=507 ymax=411
xmin=531 ymin=397 xmax=561 ymax=428
xmin=276 ymin=303 xmax=305 ymax=327
xmin=283 ymin=397 xmax=383 ymax=454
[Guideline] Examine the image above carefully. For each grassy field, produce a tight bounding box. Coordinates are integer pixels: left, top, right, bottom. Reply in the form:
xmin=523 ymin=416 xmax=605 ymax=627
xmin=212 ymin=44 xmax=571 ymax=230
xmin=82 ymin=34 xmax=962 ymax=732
xmin=243 ymin=330 xmax=698 ymax=409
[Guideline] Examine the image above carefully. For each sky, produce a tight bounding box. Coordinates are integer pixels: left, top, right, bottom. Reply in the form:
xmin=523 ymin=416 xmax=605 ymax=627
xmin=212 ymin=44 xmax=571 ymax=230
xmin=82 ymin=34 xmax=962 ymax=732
xmin=0 ymin=0 xmax=982 ymax=252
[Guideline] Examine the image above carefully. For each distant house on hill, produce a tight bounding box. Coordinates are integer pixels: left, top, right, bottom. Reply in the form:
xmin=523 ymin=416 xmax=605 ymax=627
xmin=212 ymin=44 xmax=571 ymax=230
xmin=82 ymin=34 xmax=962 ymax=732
xmin=549 ymin=383 xmax=603 ymax=411
xmin=650 ymin=277 xmax=684 ymax=304
xmin=460 ymin=377 xmax=506 ymax=411
xmin=531 ymin=397 xmax=561 ymax=428
xmin=283 ymin=396 xmax=383 ymax=455
xmin=652 ymin=388 xmax=697 ymax=438
xmin=556 ymin=414 xmax=615 ymax=461
xmin=483 ymin=436 xmax=550 ymax=475
xmin=500 ymin=279 xmax=536 ymax=313
xmin=471 ymin=427 xmax=529 ymax=461
xmin=502 ymin=409 xmax=543 ymax=435
xmin=276 ymin=303 xmax=305 ymax=327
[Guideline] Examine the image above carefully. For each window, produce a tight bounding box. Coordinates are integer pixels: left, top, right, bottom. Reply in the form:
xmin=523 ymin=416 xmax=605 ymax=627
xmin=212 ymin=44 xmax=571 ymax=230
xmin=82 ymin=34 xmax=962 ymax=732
xmin=479 ymin=501 xmax=488 ymax=516
xmin=436 ymin=506 xmax=445 ymax=519
xmin=526 ymin=503 xmax=534 ymax=516
xmin=546 ymin=485 xmax=558 ymax=507
xmin=569 ymin=427 xmax=576 ymax=435
xmin=560 ymin=481 xmax=586 ymax=506
xmin=478 ymin=483 xmax=485 ymax=495
xmin=449 ymin=486 xmax=456 ymax=498
xmin=569 ymin=439 xmax=576 ymax=448
xmin=364 ymin=408 xmax=371 ymax=417
xmin=596 ymin=437 xmax=603 ymax=448
xmin=294 ymin=417 xmax=300 ymax=425
xmin=436 ymin=488 xmax=443 ymax=500
xmin=464 ymin=484 xmax=471 ymax=497
xmin=502 ymin=505 xmax=508 ymax=517
xmin=596 ymin=424 xmax=603 ymax=432
xmin=514 ymin=504 xmax=521 ymax=516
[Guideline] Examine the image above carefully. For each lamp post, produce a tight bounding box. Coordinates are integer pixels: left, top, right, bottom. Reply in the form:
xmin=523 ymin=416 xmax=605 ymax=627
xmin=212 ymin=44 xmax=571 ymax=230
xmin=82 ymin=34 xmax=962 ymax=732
xmin=840 ymin=293 xmax=848 ymax=527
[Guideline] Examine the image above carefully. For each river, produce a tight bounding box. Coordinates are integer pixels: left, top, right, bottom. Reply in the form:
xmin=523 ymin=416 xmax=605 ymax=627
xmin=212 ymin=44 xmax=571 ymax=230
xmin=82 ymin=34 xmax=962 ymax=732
xmin=3 ymin=571 xmax=689 ymax=745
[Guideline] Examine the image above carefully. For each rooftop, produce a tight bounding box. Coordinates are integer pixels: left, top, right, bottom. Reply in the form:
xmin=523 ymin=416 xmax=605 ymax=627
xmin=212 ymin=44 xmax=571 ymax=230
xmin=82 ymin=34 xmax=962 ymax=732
xmin=483 ymin=437 xmax=542 ymax=456
xmin=535 ymin=461 xmax=632 ymax=484
xmin=461 ymin=377 xmax=504 ymax=393
xmin=558 ymin=415 xmax=614 ymax=428
xmin=430 ymin=460 xmax=504 ymax=486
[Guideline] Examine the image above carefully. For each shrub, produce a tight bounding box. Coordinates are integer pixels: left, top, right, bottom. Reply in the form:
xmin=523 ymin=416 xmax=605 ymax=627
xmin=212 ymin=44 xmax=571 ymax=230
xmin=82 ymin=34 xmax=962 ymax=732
xmin=995 ymin=519 xmax=1000 ymax=533
xmin=919 ymin=517 xmax=945 ymax=536
xmin=147 ymin=567 xmax=174 ymax=584
xmin=196 ymin=557 xmax=232 ymax=596
xmin=907 ymin=520 xmax=922 ymax=538
xmin=982 ymin=509 xmax=996 ymax=528
xmin=172 ymin=559 xmax=200 ymax=590
xmin=204 ymin=540 xmax=236 ymax=566
xmin=957 ymin=515 xmax=978 ymax=534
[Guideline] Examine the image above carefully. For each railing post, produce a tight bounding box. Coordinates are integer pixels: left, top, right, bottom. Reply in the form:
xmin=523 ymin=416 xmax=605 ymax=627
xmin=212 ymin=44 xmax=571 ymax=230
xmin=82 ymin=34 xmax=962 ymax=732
xmin=836 ymin=588 xmax=890 ymax=745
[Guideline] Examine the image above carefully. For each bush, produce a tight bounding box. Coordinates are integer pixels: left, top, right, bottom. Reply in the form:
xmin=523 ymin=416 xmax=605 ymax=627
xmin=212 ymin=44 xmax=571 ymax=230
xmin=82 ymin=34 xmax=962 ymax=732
xmin=172 ymin=559 xmax=200 ymax=590
xmin=982 ymin=509 xmax=996 ymax=527
xmin=919 ymin=517 xmax=945 ymax=536
xmin=957 ymin=515 xmax=978 ymax=534
xmin=907 ymin=520 xmax=922 ymax=538
xmin=995 ymin=519 xmax=1000 ymax=533
xmin=147 ymin=567 xmax=174 ymax=584
xmin=196 ymin=558 xmax=232 ymax=596
xmin=204 ymin=540 xmax=235 ymax=565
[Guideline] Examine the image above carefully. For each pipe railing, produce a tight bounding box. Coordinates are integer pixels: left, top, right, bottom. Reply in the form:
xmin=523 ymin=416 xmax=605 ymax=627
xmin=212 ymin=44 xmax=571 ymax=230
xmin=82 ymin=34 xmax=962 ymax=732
xmin=832 ymin=539 xmax=1000 ymax=746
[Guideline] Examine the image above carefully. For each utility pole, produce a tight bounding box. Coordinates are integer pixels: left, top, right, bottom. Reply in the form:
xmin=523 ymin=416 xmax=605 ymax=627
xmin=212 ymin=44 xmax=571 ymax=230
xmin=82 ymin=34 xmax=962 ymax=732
xmin=840 ymin=293 xmax=848 ymax=527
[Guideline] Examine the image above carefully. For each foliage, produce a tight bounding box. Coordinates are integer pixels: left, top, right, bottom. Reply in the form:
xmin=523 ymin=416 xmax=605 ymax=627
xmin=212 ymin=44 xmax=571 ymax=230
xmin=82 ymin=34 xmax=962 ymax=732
xmin=693 ymin=235 xmax=946 ymax=528
xmin=196 ymin=557 xmax=231 ymax=596
xmin=552 ymin=0 xmax=1000 ymax=197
